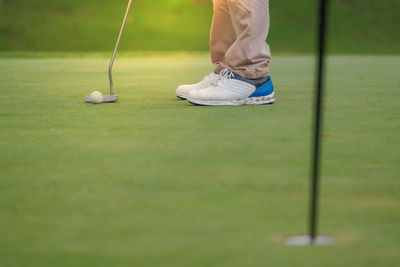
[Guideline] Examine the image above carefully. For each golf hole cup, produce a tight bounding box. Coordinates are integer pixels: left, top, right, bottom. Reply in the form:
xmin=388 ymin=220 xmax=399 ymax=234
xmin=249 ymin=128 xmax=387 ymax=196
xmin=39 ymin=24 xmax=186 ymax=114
xmin=89 ymin=91 xmax=103 ymax=104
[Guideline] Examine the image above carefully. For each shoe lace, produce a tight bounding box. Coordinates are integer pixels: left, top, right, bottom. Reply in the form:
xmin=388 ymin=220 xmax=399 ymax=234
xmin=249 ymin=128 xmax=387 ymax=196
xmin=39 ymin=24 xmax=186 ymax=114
xmin=201 ymin=72 xmax=219 ymax=84
xmin=212 ymin=69 xmax=234 ymax=87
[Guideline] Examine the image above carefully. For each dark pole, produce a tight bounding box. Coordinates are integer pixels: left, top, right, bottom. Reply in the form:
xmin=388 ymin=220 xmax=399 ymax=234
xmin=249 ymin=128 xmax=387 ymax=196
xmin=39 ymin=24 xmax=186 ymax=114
xmin=310 ymin=0 xmax=329 ymax=244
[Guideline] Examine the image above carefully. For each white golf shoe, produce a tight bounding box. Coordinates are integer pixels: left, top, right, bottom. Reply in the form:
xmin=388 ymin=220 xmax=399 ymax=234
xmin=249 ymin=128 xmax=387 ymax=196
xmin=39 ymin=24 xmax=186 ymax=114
xmin=187 ymin=69 xmax=275 ymax=106
xmin=176 ymin=72 xmax=222 ymax=100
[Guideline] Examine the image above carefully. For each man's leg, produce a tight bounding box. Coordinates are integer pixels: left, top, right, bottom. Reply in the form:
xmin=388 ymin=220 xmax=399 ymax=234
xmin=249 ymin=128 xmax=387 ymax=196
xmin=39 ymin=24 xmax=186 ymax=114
xmin=211 ymin=0 xmax=237 ymax=74
xmin=175 ymin=0 xmax=236 ymax=100
xmin=187 ymin=0 xmax=274 ymax=106
xmin=221 ymin=0 xmax=271 ymax=79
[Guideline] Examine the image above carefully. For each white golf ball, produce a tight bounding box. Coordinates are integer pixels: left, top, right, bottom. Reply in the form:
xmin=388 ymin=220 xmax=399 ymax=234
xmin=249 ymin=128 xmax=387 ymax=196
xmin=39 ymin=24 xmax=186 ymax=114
xmin=89 ymin=91 xmax=103 ymax=104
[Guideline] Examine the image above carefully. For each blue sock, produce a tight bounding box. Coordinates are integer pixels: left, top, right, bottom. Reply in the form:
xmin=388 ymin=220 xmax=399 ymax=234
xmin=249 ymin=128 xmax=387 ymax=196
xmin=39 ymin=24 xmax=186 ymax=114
xmin=233 ymin=73 xmax=270 ymax=88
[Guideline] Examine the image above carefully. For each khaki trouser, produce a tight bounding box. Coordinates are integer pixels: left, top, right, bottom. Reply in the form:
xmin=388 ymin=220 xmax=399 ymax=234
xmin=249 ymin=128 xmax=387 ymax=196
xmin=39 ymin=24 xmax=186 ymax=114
xmin=211 ymin=0 xmax=271 ymax=79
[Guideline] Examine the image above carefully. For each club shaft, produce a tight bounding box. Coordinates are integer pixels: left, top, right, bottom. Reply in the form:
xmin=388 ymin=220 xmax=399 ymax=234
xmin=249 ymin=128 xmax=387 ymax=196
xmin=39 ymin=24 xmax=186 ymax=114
xmin=109 ymin=0 xmax=133 ymax=95
xmin=310 ymin=0 xmax=329 ymax=244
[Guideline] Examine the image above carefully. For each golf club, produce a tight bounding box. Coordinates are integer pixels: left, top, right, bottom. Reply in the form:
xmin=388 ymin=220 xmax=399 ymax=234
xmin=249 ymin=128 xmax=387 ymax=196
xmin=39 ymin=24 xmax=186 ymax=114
xmin=85 ymin=0 xmax=133 ymax=103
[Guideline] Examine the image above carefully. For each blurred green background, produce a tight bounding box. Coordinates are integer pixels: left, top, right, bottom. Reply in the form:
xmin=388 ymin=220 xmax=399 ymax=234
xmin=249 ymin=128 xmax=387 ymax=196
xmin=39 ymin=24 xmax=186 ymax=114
xmin=0 ymin=0 xmax=399 ymax=54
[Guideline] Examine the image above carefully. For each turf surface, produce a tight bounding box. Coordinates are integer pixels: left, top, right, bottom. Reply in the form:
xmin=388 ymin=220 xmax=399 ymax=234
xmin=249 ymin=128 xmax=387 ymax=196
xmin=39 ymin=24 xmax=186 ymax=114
xmin=0 ymin=53 xmax=399 ymax=266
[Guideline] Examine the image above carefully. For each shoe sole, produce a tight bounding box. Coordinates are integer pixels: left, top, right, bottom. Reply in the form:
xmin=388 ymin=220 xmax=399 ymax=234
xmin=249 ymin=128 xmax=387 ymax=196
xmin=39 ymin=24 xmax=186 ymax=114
xmin=187 ymin=92 xmax=275 ymax=106
xmin=176 ymin=94 xmax=187 ymax=100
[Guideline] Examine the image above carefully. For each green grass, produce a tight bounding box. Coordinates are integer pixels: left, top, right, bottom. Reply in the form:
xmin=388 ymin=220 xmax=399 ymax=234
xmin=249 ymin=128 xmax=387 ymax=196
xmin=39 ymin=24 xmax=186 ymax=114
xmin=1 ymin=0 xmax=399 ymax=53
xmin=0 ymin=53 xmax=399 ymax=266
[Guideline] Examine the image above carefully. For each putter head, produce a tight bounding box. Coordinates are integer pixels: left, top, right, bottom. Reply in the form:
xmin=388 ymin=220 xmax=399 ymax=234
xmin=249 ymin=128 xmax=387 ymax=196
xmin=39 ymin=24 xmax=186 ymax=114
xmin=85 ymin=95 xmax=118 ymax=103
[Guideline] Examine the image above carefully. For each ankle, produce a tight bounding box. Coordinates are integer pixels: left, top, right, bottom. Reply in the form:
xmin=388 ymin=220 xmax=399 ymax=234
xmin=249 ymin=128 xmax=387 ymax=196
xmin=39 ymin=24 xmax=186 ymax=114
xmin=233 ymin=73 xmax=270 ymax=87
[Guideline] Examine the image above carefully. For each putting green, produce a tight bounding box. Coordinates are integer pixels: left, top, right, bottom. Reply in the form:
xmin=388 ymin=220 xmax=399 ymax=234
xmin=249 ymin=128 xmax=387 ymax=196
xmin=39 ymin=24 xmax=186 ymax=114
xmin=0 ymin=53 xmax=399 ymax=266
